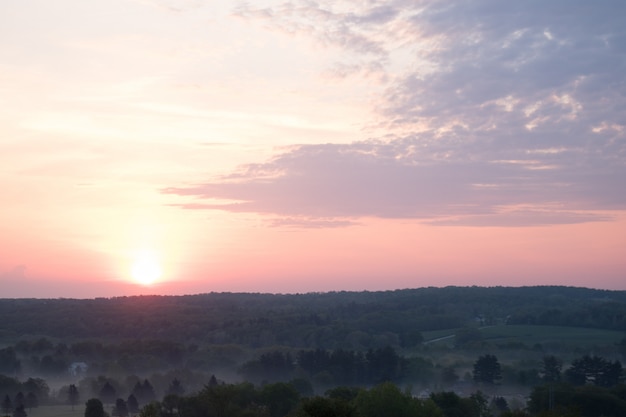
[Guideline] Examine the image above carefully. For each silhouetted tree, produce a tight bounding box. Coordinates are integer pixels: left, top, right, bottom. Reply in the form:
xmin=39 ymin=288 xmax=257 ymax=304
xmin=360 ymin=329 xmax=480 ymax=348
xmin=68 ymin=385 xmax=79 ymax=410
xmin=85 ymin=398 xmax=105 ymax=417
xmin=473 ymin=354 xmax=502 ymax=385
xmin=13 ymin=393 xmax=24 ymax=409
xmin=24 ymin=393 xmax=37 ymax=411
xmin=0 ymin=348 xmax=21 ymax=375
xmin=127 ymin=395 xmax=139 ymax=415
xmin=491 ymin=396 xmax=509 ymax=416
xmin=167 ymin=379 xmax=184 ymax=396
xmin=12 ymin=405 xmax=26 ymax=417
xmin=99 ymin=382 xmax=116 ymax=405
xmin=565 ymin=355 xmax=623 ymax=387
xmin=541 ymin=355 xmax=562 ymax=382
xmin=161 ymin=394 xmax=180 ymax=417
xmin=2 ymin=395 xmax=12 ymax=415
xmin=22 ymin=379 xmax=48 ymax=404
xmin=113 ymin=398 xmax=128 ymax=417
xmin=142 ymin=380 xmax=156 ymax=404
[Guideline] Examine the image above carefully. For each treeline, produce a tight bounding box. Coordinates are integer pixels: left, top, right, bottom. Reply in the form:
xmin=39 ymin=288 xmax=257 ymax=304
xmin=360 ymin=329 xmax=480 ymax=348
xmin=1 ymin=349 xmax=625 ymax=417
xmin=89 ymin=380 xmax=626 ymax=417
xmin=240 ymin=346 xmax=407 ymax=386
xmin=2 ymin=287 xmax=626 ymax=348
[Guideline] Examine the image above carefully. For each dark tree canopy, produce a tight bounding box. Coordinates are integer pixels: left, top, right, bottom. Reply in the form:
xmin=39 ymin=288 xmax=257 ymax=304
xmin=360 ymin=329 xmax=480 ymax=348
xmin=24 ymin=393 xmax=37 ymax=410
xmin=85 ymin=398 xmax=105 ymax=417
xmin=2 ymin=395 xmax=12 ymax=415
xmin=113 ymin=398 xmax=128 ymax=417
xmin=473 ymin=354 xmax=502 ymax=385
xmin=564 ymin=355 xmax=623 ymax=387
xmin=541 ymin=355 xmax=562 ymax=383
xmin=99 ymin=382 xmax=116 ymax=405
xmin=12 ymin=404 xmax=26 ymax=417
xmin=126 ymin=395 xmax=139 ymax=414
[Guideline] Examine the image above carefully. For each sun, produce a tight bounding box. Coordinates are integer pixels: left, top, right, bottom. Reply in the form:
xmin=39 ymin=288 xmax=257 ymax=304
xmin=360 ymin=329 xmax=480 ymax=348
xmin=131 ymin=250 xmax=162 ymax=286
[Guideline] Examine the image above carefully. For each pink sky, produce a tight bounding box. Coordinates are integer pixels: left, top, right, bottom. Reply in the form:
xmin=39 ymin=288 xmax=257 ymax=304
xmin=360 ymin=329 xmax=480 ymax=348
xmin=1 ymin=1 xmax=625 ymax=298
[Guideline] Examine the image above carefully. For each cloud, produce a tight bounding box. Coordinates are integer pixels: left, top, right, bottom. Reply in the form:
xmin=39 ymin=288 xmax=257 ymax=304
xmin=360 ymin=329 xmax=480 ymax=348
xmin=164 ymin=136 xmax=625 ymax=225
xmin=165 ymin=1 xmax=626 ymax=227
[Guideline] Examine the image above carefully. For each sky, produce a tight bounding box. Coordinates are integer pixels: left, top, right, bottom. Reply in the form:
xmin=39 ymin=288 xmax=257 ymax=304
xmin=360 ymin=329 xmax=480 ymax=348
xmin=1 ymin=0 xmax=625 ymax=298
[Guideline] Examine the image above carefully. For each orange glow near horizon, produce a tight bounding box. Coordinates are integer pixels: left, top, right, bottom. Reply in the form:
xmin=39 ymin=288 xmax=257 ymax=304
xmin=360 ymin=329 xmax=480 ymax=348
xmin=1 ymin=1 xmax=625 ymax=298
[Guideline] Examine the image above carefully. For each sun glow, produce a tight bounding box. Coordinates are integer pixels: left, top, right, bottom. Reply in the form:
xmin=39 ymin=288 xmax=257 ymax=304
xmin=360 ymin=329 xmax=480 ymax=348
xmin=131 ymin=250 xmax=162 ymax=286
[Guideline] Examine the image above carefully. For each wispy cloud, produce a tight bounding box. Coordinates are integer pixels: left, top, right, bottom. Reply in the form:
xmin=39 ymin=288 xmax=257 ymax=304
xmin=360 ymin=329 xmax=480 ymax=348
xmin=167 ymin=1 xmax=626 ymax=227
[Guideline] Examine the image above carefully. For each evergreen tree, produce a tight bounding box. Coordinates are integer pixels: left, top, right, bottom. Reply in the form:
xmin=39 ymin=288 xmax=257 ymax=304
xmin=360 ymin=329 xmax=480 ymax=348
xmin=99 ymin=382 xmax=116 ymax=405
xmin=565 ymin=355 xmax=623 ymax=387
xmin=541 ymin=355 xmax=562 ymax=382
xmin=2 ymin=395 xmax=12 ymax=416
xmin=127 ymin=395 xmax=139 ymax=415
xmin=141 ymin=380 xmax=156 ymax=404
xmin=167 ymin=379 xmax=184 ymax=396
xmin=473 ymin=354 xmax=502 ymax=385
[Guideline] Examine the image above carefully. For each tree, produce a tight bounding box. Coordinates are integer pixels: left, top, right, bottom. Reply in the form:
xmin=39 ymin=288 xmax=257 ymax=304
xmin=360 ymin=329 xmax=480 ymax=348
xmin=132 ymin=380 xmax=156 ymax=406
xmin=260 ymin=382 xmax=300 ymax=417
xmin=297 ymin=396 xmax=358 ymax=417
xmin=161 ymin=394 xmax=180 ymax=417
xmin=430 ymin=391 xmax=477 ymax=417
xmin=113 ymin=399 xmax=128 ymax=417
xmin=565 ymin=355 xmax=623 ymax=387
xmin=166 ymin=379 xmax=184 ymax=397
xmin=22 ymin=379 xmax=49 ymax=403
xmin=142 ymin=380 xmax=156 ymax=404
xmin=24 ymin=393 xmax=37 ymax=411
xmin=13 ymin=393 xmax=24 ymax=409
xmin=2 ymin=395 xmax=12 ymax=415
xmin=68 ymin=385 xmax=79 ymax=411
xmin=99 ymin=382 xmax=116 ymax=405
xmin=127 ymin=395 xmax=139 ymax=415
xmin=356 ymin=382 xmax=438 ymax=417
xmin=85 ymin=398 xmax=105 ymax=417
xmin=541 ymin=355 xmax=562 ymax=382
xmin=473 ymin=354 xmax=502 ymax=385
xmin=12 ymin=405 xmax=26 ymax=417
xmin=0 ymin=348 xmax=21 ymax=375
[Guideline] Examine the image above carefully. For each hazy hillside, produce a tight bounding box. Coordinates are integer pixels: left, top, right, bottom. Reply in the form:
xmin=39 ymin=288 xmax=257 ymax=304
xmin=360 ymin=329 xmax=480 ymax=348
xmin=1 ymin=286 xmax=626 ymax=345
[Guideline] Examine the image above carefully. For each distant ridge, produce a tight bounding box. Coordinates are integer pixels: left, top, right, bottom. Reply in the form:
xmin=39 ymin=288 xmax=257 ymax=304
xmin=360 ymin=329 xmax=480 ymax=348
xmin=1 ymin=286 xmax=625 ymax=344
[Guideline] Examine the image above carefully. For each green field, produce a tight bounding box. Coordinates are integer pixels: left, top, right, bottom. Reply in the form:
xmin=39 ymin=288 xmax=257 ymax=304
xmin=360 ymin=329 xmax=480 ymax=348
xmin=423 ymin=325 xmax=625 ymax=347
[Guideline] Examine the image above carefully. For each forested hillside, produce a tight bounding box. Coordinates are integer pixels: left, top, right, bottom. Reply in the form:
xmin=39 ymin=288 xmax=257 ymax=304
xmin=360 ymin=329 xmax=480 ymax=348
xmin=1 ymin=286 xmax=626 ymax=345
xmin=1 ymin=286 xmax=626 ymax=417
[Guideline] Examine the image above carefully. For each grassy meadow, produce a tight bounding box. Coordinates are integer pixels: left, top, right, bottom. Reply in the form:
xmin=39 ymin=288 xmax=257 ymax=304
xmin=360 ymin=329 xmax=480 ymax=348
xmin=423 ymin=324 xmax=625 ymax=348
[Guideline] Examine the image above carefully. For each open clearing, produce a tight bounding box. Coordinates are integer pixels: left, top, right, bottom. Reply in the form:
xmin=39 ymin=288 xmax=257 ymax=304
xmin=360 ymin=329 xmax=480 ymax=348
xmin=423 ymin=325 xmax=625 ymax=347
